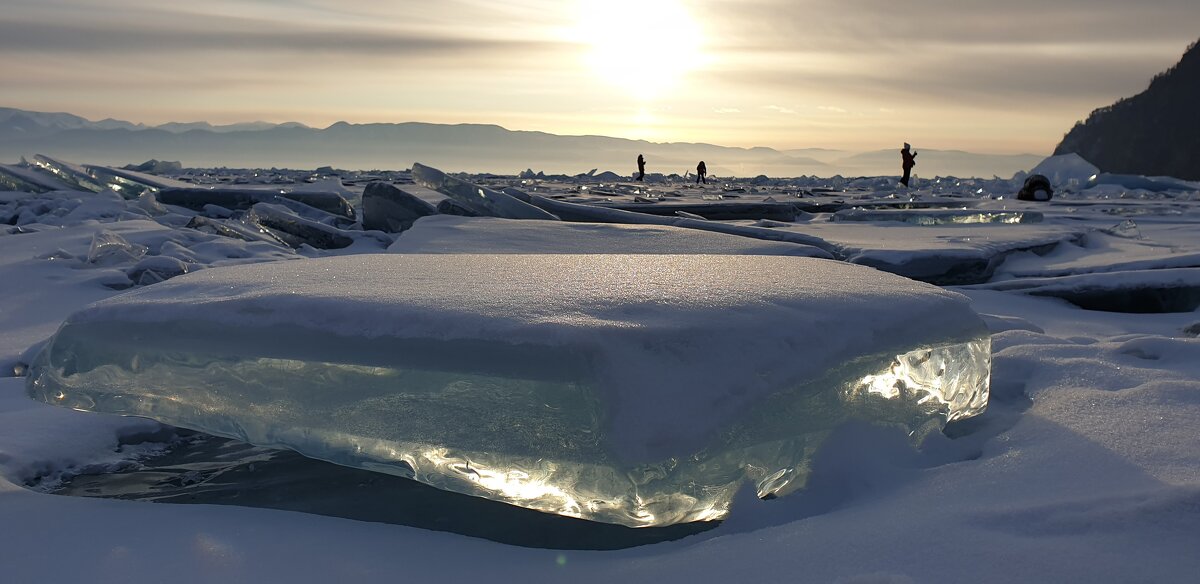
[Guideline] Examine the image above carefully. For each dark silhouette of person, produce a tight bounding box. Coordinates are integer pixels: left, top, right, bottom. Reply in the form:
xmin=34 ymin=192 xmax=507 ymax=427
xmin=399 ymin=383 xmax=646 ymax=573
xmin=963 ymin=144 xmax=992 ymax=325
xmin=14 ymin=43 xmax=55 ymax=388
xmin=696 ymin=161 xmax=707 ymax=184
xmin=636 ymin=154 xmax=646 ymax=181
xmin=1017 ymin=174 xmax=1054 ymax=201
xmin=900 ymin=143 xmax=917 ymax=187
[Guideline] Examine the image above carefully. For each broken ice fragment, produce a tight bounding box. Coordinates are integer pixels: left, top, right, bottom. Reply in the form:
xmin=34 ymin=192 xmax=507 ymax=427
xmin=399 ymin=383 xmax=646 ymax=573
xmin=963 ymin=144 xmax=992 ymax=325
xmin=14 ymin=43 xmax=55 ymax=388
xmin=156 ymin=188 xmax=355 ymax=221
xmin=361 ymin=182 xmax=438 ymax=233
xmin=30 ymin=155 xmax=106 ymax=193
xmin=1100 ymin=219 xmax=1142 ymax=239
xmin=0 ymin=163 xmax=78 ymax=193
xmin=86 ymin=229 xmax=148 ymax=266
xmin=242 ymin=203 xmax=355 ymax=249
xmin=127 ymin=256 xmax=190 ymax=286
xmin=436 ymin=198 xmax=478 ymax=216
xmin=184 ymin=215 xmax=288 ymax=247
xmin=84 ymin=165 xmax=193 ymax=190
xmin=411 ymin=163 xmax=560 ymax=220
xmin=82 ymin=165 xmax=186 ymax=199
xmin=28 ymin=254 xmax=990 ymax=527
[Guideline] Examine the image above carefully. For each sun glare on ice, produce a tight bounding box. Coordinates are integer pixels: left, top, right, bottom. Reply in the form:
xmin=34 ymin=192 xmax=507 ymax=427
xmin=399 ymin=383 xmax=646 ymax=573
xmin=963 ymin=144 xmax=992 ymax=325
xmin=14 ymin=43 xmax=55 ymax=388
xmin=576 ymin=0 xmax=704 ymax=100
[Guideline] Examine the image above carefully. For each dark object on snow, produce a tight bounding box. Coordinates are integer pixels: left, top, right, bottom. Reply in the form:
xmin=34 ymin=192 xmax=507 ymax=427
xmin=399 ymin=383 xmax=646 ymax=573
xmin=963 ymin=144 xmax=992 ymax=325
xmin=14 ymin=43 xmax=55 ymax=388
xmin=157 ymin=188 xmax=355 ymax=220
xmin=900 ymin=143 xmax=917 ymax=187
xmin=1017 ymin=175 xmax=1054 ymax=201
xmin=362 ymin=182 xmax=437 ymax=233
xmin=696 ymin=161 xmax=707 ymax=184
xmin=636 ymin=154 xmax=646 ymax=181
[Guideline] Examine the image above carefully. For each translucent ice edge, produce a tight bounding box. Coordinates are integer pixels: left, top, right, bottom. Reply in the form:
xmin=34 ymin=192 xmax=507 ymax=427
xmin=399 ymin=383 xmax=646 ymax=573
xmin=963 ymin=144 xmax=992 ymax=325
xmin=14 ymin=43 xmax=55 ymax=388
xmin=27 ymin=335 xmax=989 ymax=527
xmin=832 ymin=209 xmax=1042 ymax=225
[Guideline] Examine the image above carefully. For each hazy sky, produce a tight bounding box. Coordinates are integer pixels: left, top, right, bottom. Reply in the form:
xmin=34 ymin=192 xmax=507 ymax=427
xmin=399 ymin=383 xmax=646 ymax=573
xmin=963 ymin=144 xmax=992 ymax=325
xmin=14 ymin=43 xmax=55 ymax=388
xmin=3 ymin=0 xmax=1198 ymax=153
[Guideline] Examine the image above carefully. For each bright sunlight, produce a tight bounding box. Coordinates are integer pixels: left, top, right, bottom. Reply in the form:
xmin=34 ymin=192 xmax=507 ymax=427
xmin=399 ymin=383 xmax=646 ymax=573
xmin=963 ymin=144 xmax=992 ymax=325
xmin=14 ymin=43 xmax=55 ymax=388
xmin=575 ymin=0 xmax=705 ymax=101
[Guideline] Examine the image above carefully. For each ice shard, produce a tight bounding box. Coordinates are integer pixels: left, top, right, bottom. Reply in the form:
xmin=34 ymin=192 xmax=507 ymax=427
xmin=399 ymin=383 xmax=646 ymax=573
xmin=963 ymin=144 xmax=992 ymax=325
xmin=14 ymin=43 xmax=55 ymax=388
xmin=411 ymin=163 xmax=560 ymax=220
xmin=28 ymin=254 xmax=990 ymax=527
xmin=507 ymin=188 xmax=838 ymax=256
xmin=184 ymin=215 xmax=289 ymax=247
xmin=83 ymin=165 xmax=194 ymax=191
xmin=361 ymin=182 xmax=438 ymax=233
xmin=86 ymin=229 xmax=148 ymax=266
xmin=30 ymin=155 xmax=106 ymax=193
xmin=81 ymin=166 xmax=167 ymax=199
xmin=0 ymin=163 xmax=78 ymax=193
xmin=242 ymin=203 xmax=355 ymax=249
xmin=156 ymin=188 xmax=355 ymax=221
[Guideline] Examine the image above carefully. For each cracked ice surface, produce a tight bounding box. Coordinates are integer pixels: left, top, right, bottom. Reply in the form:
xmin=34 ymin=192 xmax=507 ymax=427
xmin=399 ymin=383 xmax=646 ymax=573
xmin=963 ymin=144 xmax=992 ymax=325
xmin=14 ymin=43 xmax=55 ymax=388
xmin=27 ymin=254 xmax=990 ymax=526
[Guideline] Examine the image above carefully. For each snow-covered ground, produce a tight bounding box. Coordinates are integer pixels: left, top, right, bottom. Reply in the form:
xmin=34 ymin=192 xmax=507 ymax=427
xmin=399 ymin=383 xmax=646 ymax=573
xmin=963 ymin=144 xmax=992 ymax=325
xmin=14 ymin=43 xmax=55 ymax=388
xmin=2 ymin=162 xmax=1200 ymax=582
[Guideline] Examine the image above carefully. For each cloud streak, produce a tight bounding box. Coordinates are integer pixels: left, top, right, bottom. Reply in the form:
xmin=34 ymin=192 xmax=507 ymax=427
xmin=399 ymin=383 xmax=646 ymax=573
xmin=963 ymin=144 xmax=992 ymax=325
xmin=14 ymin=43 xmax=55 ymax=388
xmin=0 ymin=20 xmax=564 ymax=58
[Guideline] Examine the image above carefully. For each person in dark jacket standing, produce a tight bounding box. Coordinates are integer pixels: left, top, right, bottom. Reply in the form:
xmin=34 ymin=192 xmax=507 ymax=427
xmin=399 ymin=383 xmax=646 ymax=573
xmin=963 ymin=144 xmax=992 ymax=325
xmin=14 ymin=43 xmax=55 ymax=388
xmin=636 ymin=154 xmax=646 ymax=181
xmin=696 ymin=161 xmax=707 ymax=184
xmin=900 ymin=143 xmax=917 ymax=187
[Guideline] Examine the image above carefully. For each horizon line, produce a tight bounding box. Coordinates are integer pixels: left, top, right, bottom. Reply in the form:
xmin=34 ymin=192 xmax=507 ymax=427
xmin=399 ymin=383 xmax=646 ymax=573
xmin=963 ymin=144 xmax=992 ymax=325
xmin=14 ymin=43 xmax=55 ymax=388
xmin=1 ymin=105 xmax=1049 ymax=158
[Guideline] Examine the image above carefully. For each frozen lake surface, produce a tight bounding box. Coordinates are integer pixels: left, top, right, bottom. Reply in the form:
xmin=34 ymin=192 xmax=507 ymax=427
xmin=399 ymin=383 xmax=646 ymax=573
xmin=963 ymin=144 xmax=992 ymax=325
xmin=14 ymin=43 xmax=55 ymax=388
xmin=2 ymin=159 xmax=1199 ymax=582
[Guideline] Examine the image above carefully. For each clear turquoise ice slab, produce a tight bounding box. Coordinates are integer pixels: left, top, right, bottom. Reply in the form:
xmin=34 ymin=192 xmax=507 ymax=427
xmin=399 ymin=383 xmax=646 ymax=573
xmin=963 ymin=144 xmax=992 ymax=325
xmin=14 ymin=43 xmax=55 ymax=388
xmin=28 ymin=254 xmax=990 ymax=526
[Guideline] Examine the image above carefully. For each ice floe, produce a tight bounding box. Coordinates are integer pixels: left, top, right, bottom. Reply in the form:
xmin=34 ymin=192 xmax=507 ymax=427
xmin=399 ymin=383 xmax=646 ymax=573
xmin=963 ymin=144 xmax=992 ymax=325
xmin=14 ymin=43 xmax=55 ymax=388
xmin=27 ymin=254 xmax=990 ymax=526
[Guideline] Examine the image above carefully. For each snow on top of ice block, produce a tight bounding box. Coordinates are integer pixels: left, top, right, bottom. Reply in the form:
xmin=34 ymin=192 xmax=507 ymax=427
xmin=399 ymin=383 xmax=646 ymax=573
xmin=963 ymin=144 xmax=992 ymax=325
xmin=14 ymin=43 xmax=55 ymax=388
xmin=388 ymin=215 xmax=829 ymax=257
xmin=61 ymin=254 xmax=985 ymax=461
xmin=67 ymin=254 xmax=974 ymax=344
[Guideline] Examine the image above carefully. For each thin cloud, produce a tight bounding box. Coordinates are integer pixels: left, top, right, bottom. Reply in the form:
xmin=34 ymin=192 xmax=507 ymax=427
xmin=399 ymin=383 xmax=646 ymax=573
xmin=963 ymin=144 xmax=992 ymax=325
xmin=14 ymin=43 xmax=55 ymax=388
xmin=764 ymin=105 xmax=796 ymax=114
xmin=0 ymin=19 xmax=563 ymax=57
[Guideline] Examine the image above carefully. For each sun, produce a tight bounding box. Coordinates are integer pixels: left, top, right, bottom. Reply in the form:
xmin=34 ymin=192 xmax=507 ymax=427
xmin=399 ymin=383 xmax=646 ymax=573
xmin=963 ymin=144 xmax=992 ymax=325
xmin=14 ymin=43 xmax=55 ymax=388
xmin=575 ymin=0 xmax=704 ymax=100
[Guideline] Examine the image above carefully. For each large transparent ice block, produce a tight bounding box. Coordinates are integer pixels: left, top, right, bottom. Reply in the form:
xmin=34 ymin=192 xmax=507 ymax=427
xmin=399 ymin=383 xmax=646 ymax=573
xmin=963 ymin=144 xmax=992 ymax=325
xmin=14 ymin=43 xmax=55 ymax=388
xmin=27 ymin=254 xmax=990 ymax=527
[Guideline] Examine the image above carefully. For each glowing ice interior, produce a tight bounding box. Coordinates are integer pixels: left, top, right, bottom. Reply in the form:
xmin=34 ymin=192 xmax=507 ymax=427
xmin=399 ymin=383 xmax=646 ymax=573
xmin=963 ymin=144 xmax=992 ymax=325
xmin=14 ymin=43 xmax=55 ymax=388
xmin=27 ymin=254 xmax=990 ymax=527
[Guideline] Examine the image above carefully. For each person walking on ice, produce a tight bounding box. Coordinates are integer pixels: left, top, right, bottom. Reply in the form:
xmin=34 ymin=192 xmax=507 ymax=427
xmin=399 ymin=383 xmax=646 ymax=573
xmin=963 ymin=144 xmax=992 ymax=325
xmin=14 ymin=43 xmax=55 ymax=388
xmin=696 ymin=160 xmax=707 ymax=184
xmin=900 ymin=143 xmax=917 ymax=187
xmin=636 ymin=154 xmax=646 ymax=181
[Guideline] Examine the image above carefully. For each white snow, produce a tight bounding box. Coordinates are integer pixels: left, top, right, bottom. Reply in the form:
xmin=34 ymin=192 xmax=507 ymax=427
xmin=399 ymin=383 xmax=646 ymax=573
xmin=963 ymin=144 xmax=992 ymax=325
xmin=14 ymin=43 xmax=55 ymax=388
xmin=1 ymin=164 xmax=1200 ymax=581
xmin=1027 ymin=152 xmax=1100 ymax=186
xmin=389 ymin=215 xmax=828 ymax=256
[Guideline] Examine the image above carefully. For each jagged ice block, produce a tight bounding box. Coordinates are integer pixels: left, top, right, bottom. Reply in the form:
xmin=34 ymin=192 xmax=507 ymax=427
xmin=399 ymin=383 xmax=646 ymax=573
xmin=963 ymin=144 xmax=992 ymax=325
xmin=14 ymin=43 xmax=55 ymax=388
xmin=27 ymin=254 xmax=990 ymax=527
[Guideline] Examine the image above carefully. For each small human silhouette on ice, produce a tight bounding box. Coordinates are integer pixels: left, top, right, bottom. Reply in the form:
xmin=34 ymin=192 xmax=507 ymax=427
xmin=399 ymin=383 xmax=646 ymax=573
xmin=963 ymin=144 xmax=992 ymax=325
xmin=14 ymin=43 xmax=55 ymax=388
xmin=900 ymin=143 xmax=917 ymax=187
xmin=636 ymin=154 xmax=646 ymax=181
xmin=696 ymin=161 xmax=707 ymax=184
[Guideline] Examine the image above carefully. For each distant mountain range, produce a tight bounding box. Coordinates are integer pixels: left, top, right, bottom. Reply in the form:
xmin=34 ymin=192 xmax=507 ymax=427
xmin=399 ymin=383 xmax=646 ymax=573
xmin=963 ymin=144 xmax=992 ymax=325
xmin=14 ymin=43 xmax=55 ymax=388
xmin=0 ymin=107 xmax=1043 ymax=178
xmin=0 ymin=108 xmax=313 ymax=136
xmin=1054 ymin=38 xmax=1200 ymax=180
